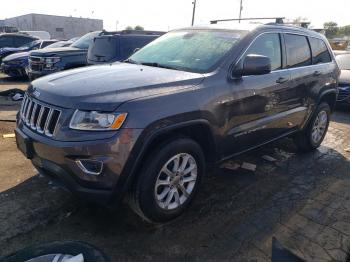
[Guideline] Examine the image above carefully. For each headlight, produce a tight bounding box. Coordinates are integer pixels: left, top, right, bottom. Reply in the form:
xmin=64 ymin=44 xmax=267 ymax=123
xmin=69 ymin=110 xmax=127 ymax=131
xmin=44 ymin=57 xmax=60 ymax=69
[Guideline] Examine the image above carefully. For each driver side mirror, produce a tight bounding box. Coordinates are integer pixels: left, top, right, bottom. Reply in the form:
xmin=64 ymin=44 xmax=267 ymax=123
xmin=232 ymin=54 xmax=271 ymax=78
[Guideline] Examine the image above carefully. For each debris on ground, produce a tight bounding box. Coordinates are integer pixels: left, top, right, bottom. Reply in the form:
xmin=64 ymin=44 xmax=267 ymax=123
xmin=241 ymin=162 xmax=257 ymax=172
xmin=11 ymin=93 xmax=23 ymax=101
xmin=0 ymin=88 xmax=25 ymax=101
xmin=274 ymin=148 xmax=295 ymax=159
xmin=220 ymin=161 xmax=241 ymax=171
xmin=2 ymin=133 xmax=15 ymax=138
xmin=345 ymin=148 xmax=350 ymax=153
xmin=262 ymin=155 xmax=278 ymax=162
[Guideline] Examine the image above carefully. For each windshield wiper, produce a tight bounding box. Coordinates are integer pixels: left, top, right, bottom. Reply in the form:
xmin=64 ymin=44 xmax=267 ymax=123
xmin=123 ymin=58 xmax=138 ymax=64
xmin=139 ymin=62 xmax=181 ymax=71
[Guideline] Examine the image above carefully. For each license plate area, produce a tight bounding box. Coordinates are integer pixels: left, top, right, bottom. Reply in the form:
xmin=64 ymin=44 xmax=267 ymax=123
xmin=15 ymin=129 xmax=34 ymax=159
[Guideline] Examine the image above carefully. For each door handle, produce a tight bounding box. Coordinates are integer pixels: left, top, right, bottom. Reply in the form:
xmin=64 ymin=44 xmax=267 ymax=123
xmin=313 ymin=71 xmax=322 ymax=76
xmin=276 ymin=77 xmax=288 ymax=84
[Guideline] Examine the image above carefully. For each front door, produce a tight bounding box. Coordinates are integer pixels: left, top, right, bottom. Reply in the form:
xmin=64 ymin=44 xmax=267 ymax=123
xmin=222 ymin=32 xmax=292 ymax=156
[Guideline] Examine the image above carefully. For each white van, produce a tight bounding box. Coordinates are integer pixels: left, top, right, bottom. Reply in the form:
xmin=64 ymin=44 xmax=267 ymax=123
xmin=20 ymin=31 xmax=51 ymax=40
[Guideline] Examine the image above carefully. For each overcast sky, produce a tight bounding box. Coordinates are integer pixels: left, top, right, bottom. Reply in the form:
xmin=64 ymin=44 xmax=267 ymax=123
xmin=1 ymin=0 xmax=349 ymax=31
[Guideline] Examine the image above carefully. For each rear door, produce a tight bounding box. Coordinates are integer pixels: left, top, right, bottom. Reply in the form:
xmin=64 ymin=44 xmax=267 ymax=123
xmin=282 ymin=33 xmax=318 ymax=127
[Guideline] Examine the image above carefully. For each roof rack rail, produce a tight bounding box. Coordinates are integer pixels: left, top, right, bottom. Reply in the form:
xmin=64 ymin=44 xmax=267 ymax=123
xmin=210 ymin=17 xmax=285 ymax=24
xmin=99 ymin=29 xmax=165 ymax=36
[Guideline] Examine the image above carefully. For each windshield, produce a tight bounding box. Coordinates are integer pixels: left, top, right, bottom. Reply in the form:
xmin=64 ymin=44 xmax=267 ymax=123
xmin=45 ymin=41 xmax=70 ymax=49
xmin=20 ymin=40 xmax=40 ymax=49
xmin=128 ymin=29 xmax=246 ymax=73
xmin=71 ymin=31 xmax=100 ymax=49
xmin=336 ymin=54 xmax=350 ymax=70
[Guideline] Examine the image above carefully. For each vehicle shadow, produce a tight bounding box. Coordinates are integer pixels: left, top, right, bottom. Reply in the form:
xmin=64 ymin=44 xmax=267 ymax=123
xmin=1 ymin=136 xmax=350 ymax=261
xmin=0 ymin=75 xmax=29 ymax=85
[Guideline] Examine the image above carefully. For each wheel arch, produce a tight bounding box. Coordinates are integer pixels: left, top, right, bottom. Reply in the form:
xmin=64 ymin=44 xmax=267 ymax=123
xmin=317 ymin=89 xmax=338 ymax=112
xmin=111 ymin=119 xmax=218 ymax=205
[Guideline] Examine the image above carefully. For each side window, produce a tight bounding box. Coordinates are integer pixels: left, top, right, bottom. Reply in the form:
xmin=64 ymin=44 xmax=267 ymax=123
xmin=0 ymin=36 xmax=13 ymax=47
xmin=120 ymin=36 xmax=153 ymax=60
xmin=14 ymin=36 xmax=33 ymax=47
xmin=309 ymin=37 xmax=332 ymax=64
xmin=244 ymin=33 xmax=282 ymax=71
xmin=285 ymin=34 xmax=311 ymax=68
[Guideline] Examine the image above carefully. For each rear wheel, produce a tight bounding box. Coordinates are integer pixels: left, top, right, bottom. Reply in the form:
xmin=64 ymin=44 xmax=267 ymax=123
xmin=294 ymin=102 xmax=331 ymax=152
xmin=129 ymin=138 xmax=205 ymax=223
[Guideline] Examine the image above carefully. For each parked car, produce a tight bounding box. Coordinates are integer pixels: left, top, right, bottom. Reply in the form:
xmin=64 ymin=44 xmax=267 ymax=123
xmin=19 ymin=31 xmax=51 ymax=40
xmin=87 ymin=30 xmax=164 ymax=65
xmin=16 ymin=23 xmax=339 ymax=223
xmin=0 ymin=39 xmax=58 ymax=63
xmin=0 ymin=33 xmax=37 ymax=49
xmin=0 ymin=40 xmax=69 ymax=78
xmin=27 ymin=31 xmax=101 ymax=80
xmin=335 ymin=54 xmax=350 ymax=105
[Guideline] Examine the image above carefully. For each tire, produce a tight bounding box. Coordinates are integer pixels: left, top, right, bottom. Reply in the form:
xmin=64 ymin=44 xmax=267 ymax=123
xmin=1 ymin=241 xmax=109 ymax=262
xmin=294 ymin=102 xmax=331 ymax=152
xmin=129 ymin=138 xmax=205 ymax=223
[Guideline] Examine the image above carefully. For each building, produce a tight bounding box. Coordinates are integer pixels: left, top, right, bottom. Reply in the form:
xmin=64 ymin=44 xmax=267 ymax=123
xmin=4 ymin=13 xmax=103 ymax=39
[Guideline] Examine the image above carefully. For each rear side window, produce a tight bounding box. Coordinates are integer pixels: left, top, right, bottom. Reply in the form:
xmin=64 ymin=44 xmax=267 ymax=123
xmin=14 ymin=36 xmax=34 ymax=47
xmin=119 ymin=36 xmax=158 ymax=61
xmin=244 ymin=33 xmax=282 ymax=71
xmin=0 ymin=36 xmax=13 ymax=47
xmin=285 ymin=34 xmax=311 ymax=68
xmin=309 ymin=37 xmax=332 ymax=64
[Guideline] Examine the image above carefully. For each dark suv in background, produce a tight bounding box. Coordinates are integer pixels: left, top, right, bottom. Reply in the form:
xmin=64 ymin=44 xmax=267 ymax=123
xmin=0 ymin=33 xmax=37 ymax=48
xmin=27 ymin=31 xmax=101 ymax=80
xmin=87 ymin=30 xmax=164 ymax=65
xmin=16 ymin=22 xmax=339 ymax=223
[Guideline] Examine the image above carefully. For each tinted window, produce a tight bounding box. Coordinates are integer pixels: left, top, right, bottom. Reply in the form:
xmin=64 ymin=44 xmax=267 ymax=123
xmin=0 ymin=36 xmax=13 ymax=47
xmin=14 ymin=36 xmax=34 ymax=47
xmin=72 ymin=31 xmax=100 ymax=49
xmin=120 ymin=35 xmax=158 ymax=60
xmin=88 ymin=36 xmax=119 ymax=62
xmin=309 ymin=37 xmax=332 ymax=64
xmin=244 ymin=33 xmax=282 ymax=71
xmin=285 ymin=34 xmax=311 ymax=68
xmin=41 ymin=40 xmax=57 ymax=48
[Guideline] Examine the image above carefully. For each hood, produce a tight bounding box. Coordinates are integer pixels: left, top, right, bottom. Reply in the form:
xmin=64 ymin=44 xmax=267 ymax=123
xmin=339 ymin=70 xmax=350 ymax=85
xmin=3 ymin=51 xmax=29 ymax=61
xmin=29 ymin=63 xmax=205 ymax=111
xmin=0 ymin=47 xmax=25 ymax=54
xmin=30 ymin=46 xmax=86 ymax=57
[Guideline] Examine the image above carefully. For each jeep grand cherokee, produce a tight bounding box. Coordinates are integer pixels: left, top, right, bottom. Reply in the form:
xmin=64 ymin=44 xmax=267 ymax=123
xmin=16 ymin=23 xmax=339 ymax=223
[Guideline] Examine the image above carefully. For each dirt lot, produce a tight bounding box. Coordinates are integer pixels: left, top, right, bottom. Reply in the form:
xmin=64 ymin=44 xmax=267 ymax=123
xmin=0 ymin=73 xmax=350 ymax=261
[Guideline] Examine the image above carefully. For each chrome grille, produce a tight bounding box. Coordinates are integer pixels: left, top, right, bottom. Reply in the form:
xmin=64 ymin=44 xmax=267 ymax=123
xmin=20 ymin=94 xmax=61 ymax=137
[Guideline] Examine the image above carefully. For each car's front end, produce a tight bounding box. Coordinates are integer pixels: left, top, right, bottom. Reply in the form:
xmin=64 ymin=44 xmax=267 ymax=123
xmin=27 ymin=31 xmax=101 ymax=80
xmin=0 ymin=51 xmax=29 ymax=77
xmin=335 ymin=54 xmax=350 ymax=105
xmin=16 ymin=83 xmax=140 ymax=205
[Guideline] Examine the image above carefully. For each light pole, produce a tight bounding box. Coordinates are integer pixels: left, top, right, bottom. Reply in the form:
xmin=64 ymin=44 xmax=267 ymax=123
xmin=191 ymin=0 xmax=197 ymax=26
xmin=238 ymin=0 xmax=243 ymax=23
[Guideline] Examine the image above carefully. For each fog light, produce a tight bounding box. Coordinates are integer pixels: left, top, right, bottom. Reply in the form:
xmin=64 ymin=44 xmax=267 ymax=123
xmin=76 ymin=159 xmax=103 ymax=176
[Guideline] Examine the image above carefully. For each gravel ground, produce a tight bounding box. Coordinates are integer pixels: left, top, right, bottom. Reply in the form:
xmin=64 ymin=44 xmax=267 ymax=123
xmin=0 ymin=75 xmax=350 ymax=261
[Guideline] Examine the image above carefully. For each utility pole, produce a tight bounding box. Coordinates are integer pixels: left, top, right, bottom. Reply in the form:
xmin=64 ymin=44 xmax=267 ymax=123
xmin=191 ymin=0 xmax=197 ymax=26
xmin=238 ymin=0 xmax=243 ymax=23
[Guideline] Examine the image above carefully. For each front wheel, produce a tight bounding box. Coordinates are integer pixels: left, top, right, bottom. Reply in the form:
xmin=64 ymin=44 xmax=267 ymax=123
xmin=129 ymin=138 xmax=205 ymax=223
xmin=294 ymin=102 xmax=331 ymax=152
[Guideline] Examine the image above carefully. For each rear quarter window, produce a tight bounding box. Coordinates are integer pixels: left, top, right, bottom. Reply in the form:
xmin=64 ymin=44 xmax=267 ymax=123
xmin=285 ymin=34 xmax=312 ymax=68
xmin=309 ymin=37 xmax=332 ymax=64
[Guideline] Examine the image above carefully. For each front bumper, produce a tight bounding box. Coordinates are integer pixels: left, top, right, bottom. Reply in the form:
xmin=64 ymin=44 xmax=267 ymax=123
xmin=336 ymin=86 xmax=350 ymax=104
xmin=15 ymin=122 xmax=142 ymax=205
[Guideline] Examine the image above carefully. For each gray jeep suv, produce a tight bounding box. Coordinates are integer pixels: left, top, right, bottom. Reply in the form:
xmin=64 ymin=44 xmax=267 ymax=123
xmin=16 ymin=23 xmax=339 ymax=223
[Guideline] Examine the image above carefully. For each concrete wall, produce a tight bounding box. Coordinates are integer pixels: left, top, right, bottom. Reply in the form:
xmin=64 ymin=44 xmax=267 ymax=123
xmin=5 ymin=14 xmax=103 ymax=40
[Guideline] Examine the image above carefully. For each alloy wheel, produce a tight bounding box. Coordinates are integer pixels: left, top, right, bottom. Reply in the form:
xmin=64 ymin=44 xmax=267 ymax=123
xmin=154 ymin=153 xmax=198 ymax=210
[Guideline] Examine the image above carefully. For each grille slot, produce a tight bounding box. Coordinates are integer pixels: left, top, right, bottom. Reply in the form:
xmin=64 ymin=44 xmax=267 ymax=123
xmin=20 ymin=95 xmax=61 ymax=137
